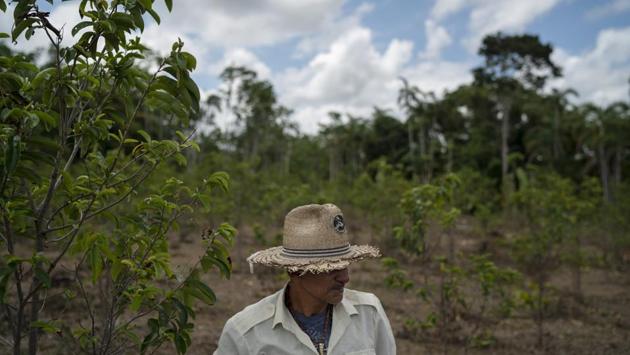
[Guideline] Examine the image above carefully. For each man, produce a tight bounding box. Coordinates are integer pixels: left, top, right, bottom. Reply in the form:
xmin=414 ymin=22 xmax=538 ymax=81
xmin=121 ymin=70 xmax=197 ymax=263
xmin=214 ymin=203 xmax=396 ymax=355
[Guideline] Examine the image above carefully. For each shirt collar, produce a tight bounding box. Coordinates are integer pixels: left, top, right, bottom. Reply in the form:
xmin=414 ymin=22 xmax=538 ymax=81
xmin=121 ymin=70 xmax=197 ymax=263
xmin=272 ymin=284 xmax=291 ymax=329
xmin=272 ymin=284 xmax=318 ymax=353
xmin=272 ymin=283 xmax=360 ymax=354
xmin=340 ymin=293 xmax=359 ymax=316
xmin=272 ymin=283 xmax=359 ymax=328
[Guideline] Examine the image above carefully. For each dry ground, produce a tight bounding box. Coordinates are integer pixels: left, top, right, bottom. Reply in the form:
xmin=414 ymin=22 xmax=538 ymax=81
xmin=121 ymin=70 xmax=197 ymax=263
xmin=156 ymin=222 xmax=630 ymax=355
xmin=15 ymin=219 xmax=630 ymax=355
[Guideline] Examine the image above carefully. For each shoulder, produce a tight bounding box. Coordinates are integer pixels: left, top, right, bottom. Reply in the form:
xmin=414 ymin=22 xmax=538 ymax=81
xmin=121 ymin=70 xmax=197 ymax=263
xmin=224 ymin=289 xmax=279 ymax=336
xmin=343 ymin=288 xmax=383 ymax=310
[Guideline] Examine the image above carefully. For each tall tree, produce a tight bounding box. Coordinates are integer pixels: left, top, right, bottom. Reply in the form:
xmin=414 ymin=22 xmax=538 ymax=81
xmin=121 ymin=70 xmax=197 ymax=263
xmin=218 ymin=66 xmax=292 ymax=169
xmin=319 ymin=112 xmax=369 ymax=181
xmin=583 ymin=102 xmax=630 ymax=202
xmin=473 ymin=32 xmax=562 ymax=203
xmin=397 ymin=78 xmax=438 ymax=181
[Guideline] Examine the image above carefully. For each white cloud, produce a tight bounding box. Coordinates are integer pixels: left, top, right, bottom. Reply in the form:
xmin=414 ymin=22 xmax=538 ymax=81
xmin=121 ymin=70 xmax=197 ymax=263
xmin=430 ymin=0 xmax=468 ymax=20
xmin=428 ymin=0 xmax=561 ymax=53
xmin=276 ymin=26 xmax=415 ymax=133
xmin=136 ymin=0 xmax=347 ymax=85
xmin=143 ymin=0 xmax=344 ymax=50
xmin=0 ymin=2 xmax=81 ymax=60
xmin=276 ymin=21 xmax=473 ymax=134
xmin=294 ymin=2 xmax=374 ymax=58
xmin=402 ymin=60 xmax=472 ymax=96
xmin=586 ymin=0 xmax=630 ymax=20
xmin=291 ymin=104 xmax=372 ymax=135
xmin=278 ymin=27 xmax=412 ymax=107
xmin=552 ymin=26 xmax=630 ymax=105
xmin=465 ymin=0 xmax=560 ymax=52
xmin=420 ymin=19 xmax=452 ymax=59
xmin=208 ymin=48 xmax=272 ymax=79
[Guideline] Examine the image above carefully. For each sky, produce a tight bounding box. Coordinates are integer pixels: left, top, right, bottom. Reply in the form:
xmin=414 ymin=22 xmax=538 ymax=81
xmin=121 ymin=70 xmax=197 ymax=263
xmin=2 ymin=0 xmax=630 ymax=134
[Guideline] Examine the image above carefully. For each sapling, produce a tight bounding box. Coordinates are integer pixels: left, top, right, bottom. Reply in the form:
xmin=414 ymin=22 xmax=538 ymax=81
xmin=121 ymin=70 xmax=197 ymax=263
xmin=0 ymin=1 xmax=234 ymax=354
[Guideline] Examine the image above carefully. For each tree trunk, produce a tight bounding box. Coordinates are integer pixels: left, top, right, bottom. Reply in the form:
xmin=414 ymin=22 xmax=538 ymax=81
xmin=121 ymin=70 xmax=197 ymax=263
xmin=284 ymin=140 xmax=292 ymax=175
xmin=613 ymin=145 xmax=622 ymax=185
xmin=552 ymin=108 xmax=560 ymax=164
xmin=447 ymin=137 xmax=454 ymax=173
xmin=328 ymin=139 xmax=340 ymax=182
xmin=418 ymin=119 xmax=427 ymax=182
xmin=408 ymin=119 xmax=417 ymax=181
xmin=537 ymin=275 xmax=545 ymax=349
xmin=14 ymin=303 xmax=23 ymax=355
xmin=573 ymin=235 xmax=583 ymax=302
xmin=427 ymin=116 xmax=436 ymax=181
xmin=499 ymin=98 xmax=512 ymax=206
xmin=448 ymin=230 xmax=455 ymax=263
xmin=598 ymin=144 xmax=611 ymax=203
xmin=28 ymin=229 xmax=45 ymax=355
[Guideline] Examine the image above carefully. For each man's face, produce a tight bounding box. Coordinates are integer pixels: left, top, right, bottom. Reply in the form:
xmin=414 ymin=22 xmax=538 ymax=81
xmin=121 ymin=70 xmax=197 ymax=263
xmin=294 ymin=268 xmax=350 ymax=305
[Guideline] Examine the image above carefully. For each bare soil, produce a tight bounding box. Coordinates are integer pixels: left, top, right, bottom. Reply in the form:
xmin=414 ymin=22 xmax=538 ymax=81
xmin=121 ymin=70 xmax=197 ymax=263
xmin=18 ymin=219 xmax=630 ymax=355
xmin=157 ymin=222 xmax=630 ymax=355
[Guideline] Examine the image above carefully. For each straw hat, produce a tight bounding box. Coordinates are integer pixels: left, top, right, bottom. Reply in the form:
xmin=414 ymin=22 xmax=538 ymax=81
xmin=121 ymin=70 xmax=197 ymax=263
xmin=247 ymin=203 xmax=381 ymax=274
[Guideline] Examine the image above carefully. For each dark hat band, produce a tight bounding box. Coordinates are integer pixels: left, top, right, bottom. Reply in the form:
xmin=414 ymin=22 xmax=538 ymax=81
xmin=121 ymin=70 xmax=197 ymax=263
xmin=281 ymin=244 xmax=351 ymax=258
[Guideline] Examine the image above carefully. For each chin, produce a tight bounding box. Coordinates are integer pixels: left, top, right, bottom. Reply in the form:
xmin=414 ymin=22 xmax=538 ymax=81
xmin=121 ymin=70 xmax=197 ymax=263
xmin=328 ymin=290 xmax=344 ymax=304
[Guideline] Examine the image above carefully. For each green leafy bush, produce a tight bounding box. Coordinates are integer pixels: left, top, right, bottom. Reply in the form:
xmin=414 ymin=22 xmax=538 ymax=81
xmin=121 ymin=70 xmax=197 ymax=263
xmin=0 ymin=1 xmax=234 ymax=354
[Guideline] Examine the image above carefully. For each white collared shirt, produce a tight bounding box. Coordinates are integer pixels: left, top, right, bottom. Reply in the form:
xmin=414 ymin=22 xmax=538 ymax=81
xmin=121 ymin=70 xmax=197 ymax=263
xmin=213 ymin=286 xmax=396 ymax=355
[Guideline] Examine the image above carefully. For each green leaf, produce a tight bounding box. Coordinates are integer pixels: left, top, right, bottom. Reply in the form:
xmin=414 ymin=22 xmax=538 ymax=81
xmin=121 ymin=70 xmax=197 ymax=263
xmin=202 ymin=255 xmax=231 ymax=279
xmin=0 ymin=72 xmax=23 ymax=92
xmin=137 ymin=0 xmax=152 ymax=10
xmin=34 ymin=267 xmax=51 ymax=289
xmin=33 ymin=110 xmax=58 ymax=129
xmin=197 ymin=194 xmax=211 ymax=211
xmin=0 ymin=0 xmax=6 ymax=12
xmin=24 ymin=27 xmax=36 ymax=40
xmin=185 ymin=279 xmax=216 ymax=305
xmin=180 ymin=52 xmax=196 ymax=70
xmin=206 ymin=171 xmax=230 ymax=192
xmin=173 ymin=298 xmax=189 ymax=324
xmin=152 ymin=75 xmax=179 ymax=95
xmin=12 ymin=17 xmax=37 ymax=42
xmin=30 ymin=320 xmax=60 ymax=334
xmin=31 ymin=67 xmax=57 ymax=90
xmin=71 ymin=21 xmax=93 ymax=36
xmin=165 ymin=0 xmax=173 ymax=12
xmin=146 ymin=8 xmax=160 ymax=24
xmin=79 ymin=0 xmax=87 ymax=17
xmin=174 ymin=334 xmax=187 ymax=354
xmin=0 ymin=266 xmax=15 ymax=302
xmin=137 ymin=129 xmax=151 ymax=143
xmin=131 ymin=10 xmax=145 ymax=32
xmin=216 ymin=223 xmax=236 ymax=243
xmin=0 ymin=32 xmax=9 ymax=38
xmin=88 ymin=246 xmax=103 ymax=284
xmin=173 ymin=153 xmax=187 ymax=167
xmin=14 ymin=1 xmax=32 ymax=19
xmin=145 ymin=90 xmax=187 ymax=118
xmin=97 ymin=19 xmax=115 ymax=33
xmin=111 ymin=260 xmax=124 ymax=281
xmin=130 ymin=291 xmax=143 ymax=311
xmin=4 ymin=135 xmax=20 ymax=176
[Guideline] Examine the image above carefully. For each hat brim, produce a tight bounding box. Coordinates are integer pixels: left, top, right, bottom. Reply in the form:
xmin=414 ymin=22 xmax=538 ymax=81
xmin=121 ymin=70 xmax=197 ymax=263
xmin=247 ymin=244 xmax=381 ymax=274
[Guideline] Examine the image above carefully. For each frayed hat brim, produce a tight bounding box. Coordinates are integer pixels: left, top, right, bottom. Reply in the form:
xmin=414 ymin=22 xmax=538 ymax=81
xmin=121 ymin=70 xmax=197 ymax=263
xmin=247 ymin=245 xmax=380 ymax=274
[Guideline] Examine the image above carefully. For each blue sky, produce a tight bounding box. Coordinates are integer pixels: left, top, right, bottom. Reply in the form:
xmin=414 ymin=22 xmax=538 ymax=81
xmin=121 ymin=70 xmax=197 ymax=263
xmin=2 ymin=0 xmax=630 ymax=134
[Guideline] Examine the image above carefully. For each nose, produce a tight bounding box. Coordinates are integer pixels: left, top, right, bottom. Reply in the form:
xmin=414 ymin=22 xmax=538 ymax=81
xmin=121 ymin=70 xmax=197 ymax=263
xmin=334 ymin=268 xmax=350 ymax=285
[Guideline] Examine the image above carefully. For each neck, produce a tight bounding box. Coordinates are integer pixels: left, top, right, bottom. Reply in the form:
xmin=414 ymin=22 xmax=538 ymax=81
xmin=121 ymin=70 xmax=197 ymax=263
xmin=287 ymin=282 xmax=328 ymax=316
